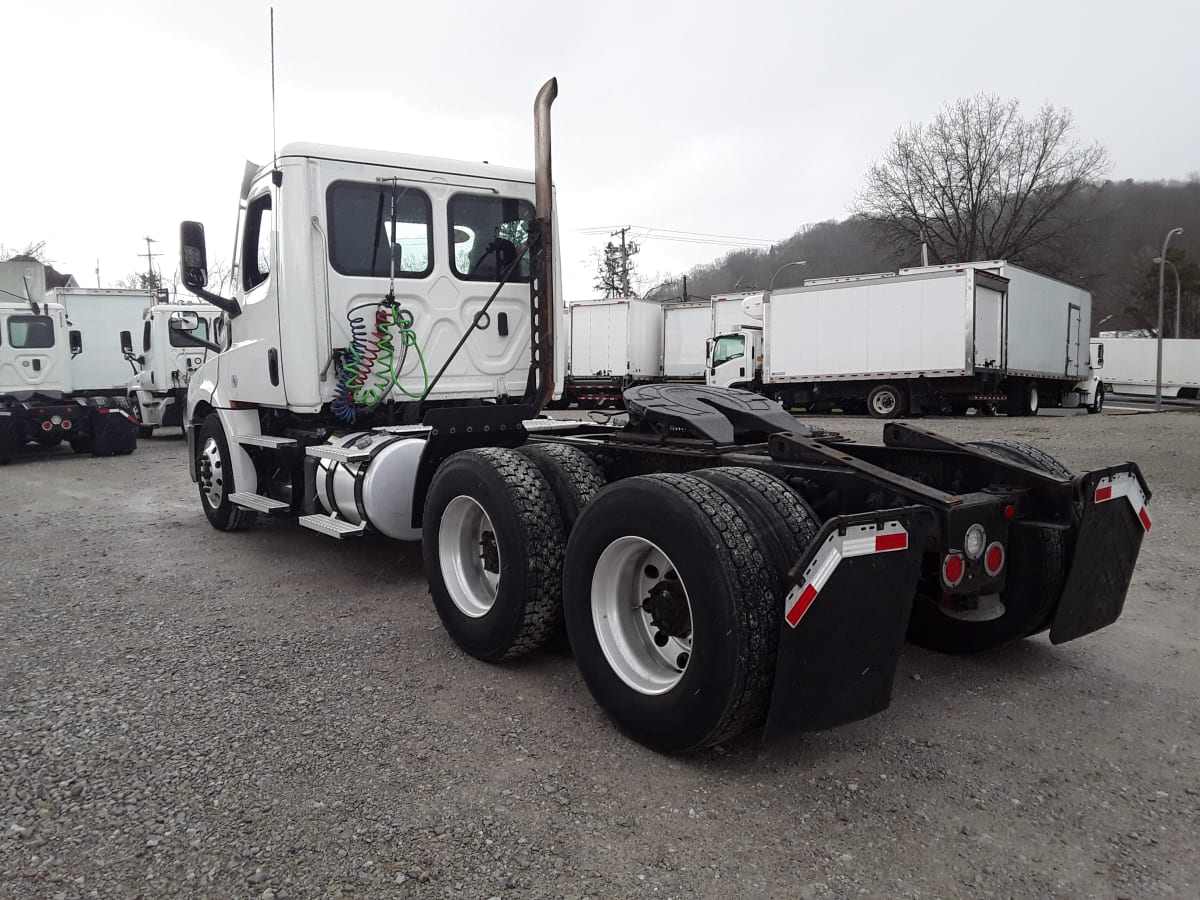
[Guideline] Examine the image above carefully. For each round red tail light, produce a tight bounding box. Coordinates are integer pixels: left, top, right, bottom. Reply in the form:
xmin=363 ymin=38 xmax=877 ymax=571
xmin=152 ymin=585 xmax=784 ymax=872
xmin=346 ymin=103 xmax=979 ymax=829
xmin=41 ymin=421 xmax=53 ymax=431
xmin=942 ymin=553 xmax=965 ymax=587
xmin=984 ymin=542 xmax=1005 ymax=577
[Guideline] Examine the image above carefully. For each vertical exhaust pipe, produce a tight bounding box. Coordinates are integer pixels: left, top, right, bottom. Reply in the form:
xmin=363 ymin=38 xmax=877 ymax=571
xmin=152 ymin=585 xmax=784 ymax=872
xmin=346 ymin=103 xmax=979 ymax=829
xmin=530 ymin=77 xmax=558 ymax=411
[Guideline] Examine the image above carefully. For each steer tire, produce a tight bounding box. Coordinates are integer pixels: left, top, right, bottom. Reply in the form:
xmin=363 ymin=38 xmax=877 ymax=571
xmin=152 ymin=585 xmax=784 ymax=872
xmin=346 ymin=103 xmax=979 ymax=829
xmin=423 ymin=447 xmax=565 ymax=662
xmin=1088 ymin=383 xmax=1105 ymax=414
xmin=197 ymin=414 xmax=257 ymax=532
xmin=563 ymin=473 xmax=777 ymax=754
xmin=906 ymin=439 xmax=1070 ymax=653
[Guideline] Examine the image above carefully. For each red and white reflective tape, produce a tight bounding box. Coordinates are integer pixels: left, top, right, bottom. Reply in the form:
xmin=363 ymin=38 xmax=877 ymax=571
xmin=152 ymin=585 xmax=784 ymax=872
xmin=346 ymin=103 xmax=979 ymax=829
xmin=783 ymin=521 xmax=909 ymax=628
xmin=1093 ymin=471 xmax=1151 ymax=532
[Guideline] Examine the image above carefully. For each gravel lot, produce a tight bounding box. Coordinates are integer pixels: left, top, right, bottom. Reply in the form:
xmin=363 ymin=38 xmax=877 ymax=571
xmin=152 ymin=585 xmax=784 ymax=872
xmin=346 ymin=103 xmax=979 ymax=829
xmin=2 ymin=409 xmax=1198 ymax=899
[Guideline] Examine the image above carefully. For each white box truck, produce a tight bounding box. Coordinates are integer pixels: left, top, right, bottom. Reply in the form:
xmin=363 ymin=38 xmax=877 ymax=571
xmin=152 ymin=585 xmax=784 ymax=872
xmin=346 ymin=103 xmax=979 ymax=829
xmin=707 ymin=264 xmax=1102 ymax=418
xmin=563 ymin=297 xmax=663 ymax=407
xmin=662 ymin=295 xmax=761 ymax=381
xmin=53 ymin=287 xmax=158 ymax=393
xmin=1092 ymin=337 xmax=1200 ymax=398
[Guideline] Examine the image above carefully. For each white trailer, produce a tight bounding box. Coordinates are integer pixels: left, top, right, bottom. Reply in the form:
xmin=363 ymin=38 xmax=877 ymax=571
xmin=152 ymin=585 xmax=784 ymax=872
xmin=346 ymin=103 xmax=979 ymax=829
xmin=1093 ymin=337 xmax=1200 ymax=398
xmin=707 ymin=264 xmax=1102 ymax=418
xmin=121 ymin=300 xmax=221 ymax=435
xmin=563 ymin=297 xmax=662 ymax=406
xmin=53 ymin=288 xmax=157 ymax=393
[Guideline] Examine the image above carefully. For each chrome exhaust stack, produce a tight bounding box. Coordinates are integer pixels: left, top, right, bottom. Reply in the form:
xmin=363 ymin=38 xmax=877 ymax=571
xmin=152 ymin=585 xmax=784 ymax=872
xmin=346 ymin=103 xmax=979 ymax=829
xmin=527 ymin=77 xmax=558 ymax=412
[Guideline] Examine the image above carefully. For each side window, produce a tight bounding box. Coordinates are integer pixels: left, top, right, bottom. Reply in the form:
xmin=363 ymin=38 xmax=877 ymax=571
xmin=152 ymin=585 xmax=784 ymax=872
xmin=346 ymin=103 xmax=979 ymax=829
xmin=449 ymin=194 xmax=534 ymax=283
xmin=143 ymin=320 xmax=152 ymax=352
xmin=169 ymin=316 xmax=209 ymax=347
xmin=7 ymin=315 xmax=55 ymax=348
xmin=327 ymin=181 xmax=432 ymax=278
xmin=242 ymin=193 xmax=272 ymax=291
xmin=711 ymin=335 xmax=745 ymax=366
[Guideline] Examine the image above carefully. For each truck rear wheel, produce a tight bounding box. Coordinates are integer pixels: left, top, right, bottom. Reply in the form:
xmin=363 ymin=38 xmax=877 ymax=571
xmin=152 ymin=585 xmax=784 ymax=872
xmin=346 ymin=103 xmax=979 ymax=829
xmin=907 ymin=439 xmax=1069 ymax=653
xmin=562 ymin=473 xmax=777 ymax=753
xmin=517 ymin=442 xmax=607 ymax=531
xmin=197 ymin=414 xmax=257 ymax=532
xmin=1088 ymin=383 xmax=1105 ymax=414
xmin=1007 ymin=381 xmax=1039 ymax=417
xmin=423 ymin=448 xmax=565 ymax=662
xmin=867 ymin=383 xmax=907 ymax=419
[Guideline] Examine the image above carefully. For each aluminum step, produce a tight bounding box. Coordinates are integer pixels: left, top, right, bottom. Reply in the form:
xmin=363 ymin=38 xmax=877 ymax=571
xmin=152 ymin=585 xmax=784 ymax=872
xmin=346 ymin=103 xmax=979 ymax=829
xmin=229 ymin=492 xmax=290 ymax=514
xmin=371 ymin=424 xmax=432 ymax=436
xmin=298 ymin=514 xmax=366 ymax=539
xmin=238 ymin=434 xmax=298 ymax=448
xmin=305 ymin=445 xmax=370 ymax=463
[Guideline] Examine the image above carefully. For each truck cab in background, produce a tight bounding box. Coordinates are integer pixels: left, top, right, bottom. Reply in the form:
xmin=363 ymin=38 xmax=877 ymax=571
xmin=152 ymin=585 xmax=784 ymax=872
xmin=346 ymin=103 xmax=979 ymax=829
xmin=123 ymin=302 xmax=219 ymax=436
xmin=707 ymin=327 xmax=763 ymax=392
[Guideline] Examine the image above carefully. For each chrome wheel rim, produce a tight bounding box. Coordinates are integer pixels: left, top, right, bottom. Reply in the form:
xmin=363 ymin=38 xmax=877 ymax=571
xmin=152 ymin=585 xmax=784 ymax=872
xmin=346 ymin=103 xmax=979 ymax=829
xmin=1029 ymin=386 xmax=1039 ymax=414
xmin=439 ymin=495 xmax=501 ymax=618
xmin=591 ymin=537 xmax=693 ymax=696
xmin=198 ymin=436 xmax=225 ymax=509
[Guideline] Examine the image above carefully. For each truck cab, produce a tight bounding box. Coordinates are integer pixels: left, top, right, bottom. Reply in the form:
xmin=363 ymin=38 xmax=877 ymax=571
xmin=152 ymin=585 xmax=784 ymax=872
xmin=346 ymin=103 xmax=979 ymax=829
xmin=0 ymin=299 xmax=74 ymax=399
xmin=706 ymin=327 xmax=762 ymax=390
xmin=125 ymin=302 xmax=219 ymax=434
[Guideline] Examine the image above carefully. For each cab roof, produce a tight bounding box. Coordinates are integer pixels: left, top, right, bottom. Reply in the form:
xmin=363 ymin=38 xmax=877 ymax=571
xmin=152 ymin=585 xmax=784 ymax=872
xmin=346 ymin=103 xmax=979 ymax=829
xmin=275 ymin=143 xmax=535 ymax=186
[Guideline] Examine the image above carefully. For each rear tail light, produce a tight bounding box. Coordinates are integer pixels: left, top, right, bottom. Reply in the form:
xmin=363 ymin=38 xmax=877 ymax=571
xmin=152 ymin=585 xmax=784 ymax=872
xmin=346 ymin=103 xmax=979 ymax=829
xmin=62 ymin=419 xmax=72 ymax=430
xmin=40 ymin=421 xmax=53 ymax=432
xmin=942 ymin=552 xmax=965 ymax=587
xmin=984 ymin=542 xmax=1005 ymax=577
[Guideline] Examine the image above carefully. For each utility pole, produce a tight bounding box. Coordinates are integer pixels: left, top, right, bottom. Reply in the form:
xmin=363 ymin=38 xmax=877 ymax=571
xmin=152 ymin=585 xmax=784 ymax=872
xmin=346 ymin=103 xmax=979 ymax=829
xmin=95 ymin=259 xmax=101 ymax=288
xmin=611 ymin=226 xmax=629 ymax=296
xmin=140 ymin=236 xmax=161 ymax=288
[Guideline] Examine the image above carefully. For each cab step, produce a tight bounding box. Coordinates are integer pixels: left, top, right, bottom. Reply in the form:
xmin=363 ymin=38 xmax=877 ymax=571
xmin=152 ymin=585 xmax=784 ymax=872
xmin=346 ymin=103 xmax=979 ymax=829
xmin=229 ymin=492 xmax=290 ymax=514
xmin=306 ymin=445 xmax=370 ymax=463
xmin=238 ymin=434 xmax=299 ymax=448
xmin=298 ymin=514 xmax=366 ymax=539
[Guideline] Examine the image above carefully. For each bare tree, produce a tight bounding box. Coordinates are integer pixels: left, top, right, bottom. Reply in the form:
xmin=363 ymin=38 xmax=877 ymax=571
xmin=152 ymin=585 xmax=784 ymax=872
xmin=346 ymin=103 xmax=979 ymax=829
xmin=0 ymin=241 xmax=51 ymax=262
xmin=592 ymin=240 xmax=639 ymax=298
xmin=854 ymin=95 xmax=1110 ymax=273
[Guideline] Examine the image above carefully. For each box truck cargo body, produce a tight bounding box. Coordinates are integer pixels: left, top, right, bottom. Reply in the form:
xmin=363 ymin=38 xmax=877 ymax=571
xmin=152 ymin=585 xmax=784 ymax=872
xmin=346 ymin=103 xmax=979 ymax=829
xmin=661 ymin=295 xmax=761 ymax=381
xmin=707 ymin=264 xmax=1101 ymax=418
xmin=564 ymin=297 xmax=663 ymax=406
xmin=53 ymin=288 xmax=157 ymax=392
xmin=1093 ymin=338 xmax=1200 ymax=398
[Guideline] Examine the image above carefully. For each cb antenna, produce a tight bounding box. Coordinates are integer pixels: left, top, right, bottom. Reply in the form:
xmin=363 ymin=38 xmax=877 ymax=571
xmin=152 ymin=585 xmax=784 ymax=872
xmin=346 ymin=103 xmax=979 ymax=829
xmin=270 ymin=7 xmax=279 ymax=178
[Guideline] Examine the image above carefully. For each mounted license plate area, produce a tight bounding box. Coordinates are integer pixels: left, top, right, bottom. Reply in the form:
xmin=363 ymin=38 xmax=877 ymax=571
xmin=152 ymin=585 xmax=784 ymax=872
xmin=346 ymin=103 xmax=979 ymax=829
xmin=765 ymin=506 xmax=932 ymax=738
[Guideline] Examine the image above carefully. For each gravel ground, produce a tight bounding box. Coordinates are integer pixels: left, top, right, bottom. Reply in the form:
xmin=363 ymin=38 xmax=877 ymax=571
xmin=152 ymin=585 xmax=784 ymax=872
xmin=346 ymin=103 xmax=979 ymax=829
xmin=2 ymin=409 xmax=1198 ymax=899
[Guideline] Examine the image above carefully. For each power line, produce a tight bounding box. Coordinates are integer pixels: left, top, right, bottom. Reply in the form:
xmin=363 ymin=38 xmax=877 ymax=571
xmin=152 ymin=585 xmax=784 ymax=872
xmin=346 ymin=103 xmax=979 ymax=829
xmin=578 ymin=224 xmax=780 ymax=245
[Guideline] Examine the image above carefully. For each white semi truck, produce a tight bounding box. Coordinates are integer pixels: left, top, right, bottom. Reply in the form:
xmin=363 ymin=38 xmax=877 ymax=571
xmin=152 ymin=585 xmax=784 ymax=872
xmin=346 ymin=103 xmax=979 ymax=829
xmin=1091 ymin=337 xmax=1200 ymax=399
xmin=0 ymin=264 xmax=139 ymax=462
xmin=120 ymin=300 xmax=220 ymax=435
xmin=707 ymin=263 xmax=1103 ymax=418
xmin=562 ymin=297 xmax=663 ymax=407
xmin=176 ymin=79 xmax=1151 ymax=753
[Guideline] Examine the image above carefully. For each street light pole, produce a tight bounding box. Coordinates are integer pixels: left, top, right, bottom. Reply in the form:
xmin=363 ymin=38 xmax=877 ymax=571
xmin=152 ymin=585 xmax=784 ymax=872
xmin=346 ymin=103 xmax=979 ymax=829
xmin=1154 ymin=256 xmax=1182 ymax=339
xmin=769 ymin=260 xmax=807 ymax=291
xmin=1156 ymin=228 xmax=1184 ymax=411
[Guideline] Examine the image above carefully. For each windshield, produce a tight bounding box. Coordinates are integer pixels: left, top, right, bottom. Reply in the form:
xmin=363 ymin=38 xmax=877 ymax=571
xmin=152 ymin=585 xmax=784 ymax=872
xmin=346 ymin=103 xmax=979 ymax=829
xmin=169 ymin=316 xmax=210 ymax=347
xmin=7 ymin=314 xmax=55 ymax=348
xmin=711 ymin=334 xmax=745 ymax=366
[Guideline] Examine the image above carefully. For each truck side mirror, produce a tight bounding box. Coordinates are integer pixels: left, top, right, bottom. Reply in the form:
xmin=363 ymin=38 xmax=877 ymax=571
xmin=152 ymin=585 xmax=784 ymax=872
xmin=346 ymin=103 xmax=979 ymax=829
xmin=169 ymin=311 xmax=201 ymax=332
xmin=69 ymin=330 xmax=83 ymax=357
xmin=120 ymin=330 xmax=133 ymax=355
xmin=180 ymin=221 xmax=209 ymax=289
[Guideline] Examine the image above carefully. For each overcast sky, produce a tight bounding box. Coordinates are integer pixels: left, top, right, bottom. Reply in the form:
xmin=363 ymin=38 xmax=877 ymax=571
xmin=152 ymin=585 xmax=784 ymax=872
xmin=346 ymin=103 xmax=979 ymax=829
xmin=4 ymin=0 xmax=1197 ymax=301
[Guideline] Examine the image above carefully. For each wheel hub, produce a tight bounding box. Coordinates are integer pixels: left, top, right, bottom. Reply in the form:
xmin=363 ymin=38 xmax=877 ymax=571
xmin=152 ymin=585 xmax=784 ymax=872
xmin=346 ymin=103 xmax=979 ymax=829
xmin=198 ymin=436 xmax=224 ymax=508
xmin=439 ymin=495 xmax=502 ymax=618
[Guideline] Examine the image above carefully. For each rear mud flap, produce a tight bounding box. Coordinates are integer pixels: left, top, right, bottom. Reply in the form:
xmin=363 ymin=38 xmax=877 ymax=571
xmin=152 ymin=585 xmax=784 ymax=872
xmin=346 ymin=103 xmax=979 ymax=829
xmin=89 ymin=407 xmax=138 ymax=455
xmin=1050 ymin=466 xmax=1150 ymax=644
xmin=765 ymin=506 xmax=932 ymax=738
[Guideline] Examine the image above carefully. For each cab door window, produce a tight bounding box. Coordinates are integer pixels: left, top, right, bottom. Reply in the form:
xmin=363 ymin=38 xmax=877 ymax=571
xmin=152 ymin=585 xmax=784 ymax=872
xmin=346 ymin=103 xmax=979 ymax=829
xmin=242 ymin=193 xmax=272 ymax=291
xmin=7 ymin=315 xmax=55 ymax=348
xmin=449 ymin=194 xmax=534 ymax=282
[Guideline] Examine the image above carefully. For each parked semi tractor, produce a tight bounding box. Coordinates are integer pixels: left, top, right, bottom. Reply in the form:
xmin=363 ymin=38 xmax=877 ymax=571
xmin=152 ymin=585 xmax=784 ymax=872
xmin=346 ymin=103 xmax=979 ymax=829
xmin=0 ymin=265 xmax=139 ymax=462
xmin=562 ymin=297 xmax=663 ymax=407
xmin=120 ymin=300 xmax=220 ymax=435
xmin=1092 ymin=337 xmax=1200 ymax=399
xmin=708 ymin=263 xmax=1103 ymax=418
xmin=177 ymin=79 xmax=1151 ymax=753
